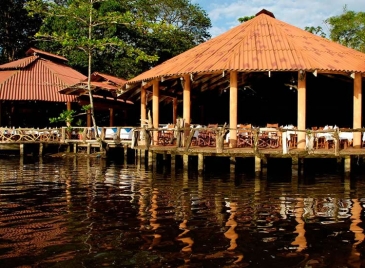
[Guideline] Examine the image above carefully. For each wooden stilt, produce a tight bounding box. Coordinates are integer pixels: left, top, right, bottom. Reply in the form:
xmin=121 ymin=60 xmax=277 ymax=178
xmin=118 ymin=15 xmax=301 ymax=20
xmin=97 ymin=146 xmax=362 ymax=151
xmin=198 ymin=153 xmax=204 ymax=174
xmin=87 ymin=143 xmax=91 ymax=154
xmin=344 ymin=156 xmax=351 ymax=173
xmin=148 ymin=151 xmax=153 ymax=169
xmin=230 ymin=156 xmax=236 ymax=174
xmin=73 ymin=143 xmax=77 ymax=153
xmin=171 ymin=153 xmax=176 ymax=172
xmin=153 ymin=152 xmax=157 ymax=170
xmin=255 ymin=156 xmax=261 ymax=174
xmin=183 ymin=154 xmax=189 ymax=171
xmin=39 ymin=143 xmax=43 ymax=156
xmin=19 ymin=144 xmax=24 ymax=156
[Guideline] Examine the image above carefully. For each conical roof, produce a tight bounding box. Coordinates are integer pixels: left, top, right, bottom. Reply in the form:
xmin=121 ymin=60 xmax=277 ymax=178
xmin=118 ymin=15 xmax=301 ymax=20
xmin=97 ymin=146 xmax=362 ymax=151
xmin=0 ymin=48 xmax=86 ymax=102
xmin=128 ymin=9 xmax=365 ymax=84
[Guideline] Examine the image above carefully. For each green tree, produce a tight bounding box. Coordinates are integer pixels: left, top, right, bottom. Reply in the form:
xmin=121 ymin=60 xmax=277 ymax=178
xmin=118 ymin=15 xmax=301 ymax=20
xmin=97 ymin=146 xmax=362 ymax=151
xmin=0 ymin=0 xmax=42 ymax=63
xmin=238 ymin=15 xmax=255 ymax=23
xmin=304 ymin=26 xmax=327 ymax=38
xmin=32 ymin=0 xmax=211 ymax=79
xmin=324 ymin=6 xmax=365 ymax=52
xmin=26 ymin=0 xmax=162 ymax=137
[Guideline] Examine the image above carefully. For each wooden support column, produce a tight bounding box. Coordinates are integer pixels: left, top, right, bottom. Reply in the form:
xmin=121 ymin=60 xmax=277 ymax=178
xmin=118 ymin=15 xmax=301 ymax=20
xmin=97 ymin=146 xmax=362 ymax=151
xmin=148 ymin=150 xmax=153 ymax=169
xmin=344 ymin=156 xmax=351 ymax=173
xmin=297 ymin=71 xmax=306 ymax=149
xmin=255 ymin=156 xmax=261 ymax=174
xmin=230 ymin=156 xmax=236 ymax=173
xmin=229 ymin=71 xmax=238 ymax=148
xmin=39 ymin=143 xmax=43 ymax=156
xmin=183 ymin=75 xmax=191 ymax=145
xmin=152 ymin=79 xmax=159 ymax=144
xmin=109 ymin=108 xmax=114 ymax=127
xmin=141 ymin=86 xmax=146 ymax=127
xmin=353 ymin=73 xmax=362 ymax=148
xmin=171 ymin=153 xmax=176 ymax=173
xmin=183 ymin=154 xmax=189 ymax=171
xmin=173 ymin=98 xmax=177 ymax=124
xmin=19 ymin=144 xmax=24 ymax=156
xmin=66 ymin=101 xmax=72 ymax=111
xmin=198 ymin=153 xmax=204 ymax=174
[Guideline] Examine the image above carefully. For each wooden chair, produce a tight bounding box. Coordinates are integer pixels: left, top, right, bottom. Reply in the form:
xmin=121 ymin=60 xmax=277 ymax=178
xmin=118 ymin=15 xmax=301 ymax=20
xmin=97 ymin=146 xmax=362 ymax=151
xmin=158 ymin=124 xmax=175 ymax=145
xmin=237 ymin=124 xmax=253 ymax=148
xmin=198 ymin=124 xmax=218 ymax=146
xmin=266 ymin=123 xmax=280 ymax=148
xmin=316 ymin=127 xmax=326 ymax=149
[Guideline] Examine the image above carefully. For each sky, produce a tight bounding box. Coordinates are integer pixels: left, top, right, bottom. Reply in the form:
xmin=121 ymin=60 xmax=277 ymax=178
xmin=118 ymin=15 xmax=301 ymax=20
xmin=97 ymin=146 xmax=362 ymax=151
xmin=192 ymin=0 xmax=364 ymax=37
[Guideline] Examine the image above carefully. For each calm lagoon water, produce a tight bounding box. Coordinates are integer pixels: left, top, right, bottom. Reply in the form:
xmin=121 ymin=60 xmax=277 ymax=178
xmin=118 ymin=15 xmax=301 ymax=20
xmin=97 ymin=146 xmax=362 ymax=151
xmin=0 ymin=154 xmax=365 ymax=267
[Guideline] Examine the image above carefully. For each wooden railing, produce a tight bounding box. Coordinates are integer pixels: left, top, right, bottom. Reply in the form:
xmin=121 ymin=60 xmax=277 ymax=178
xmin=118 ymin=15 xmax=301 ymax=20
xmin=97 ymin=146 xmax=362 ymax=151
xmin=131 ymin=125 xmax=365 ymax=155
xmin=0 ymin=126 xmax=135 ymax=143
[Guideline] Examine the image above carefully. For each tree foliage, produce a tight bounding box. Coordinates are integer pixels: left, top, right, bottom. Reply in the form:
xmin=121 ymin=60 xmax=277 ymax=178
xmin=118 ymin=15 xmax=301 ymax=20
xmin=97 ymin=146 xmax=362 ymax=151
xmin=304 ymin=26 xmax=327 ymax=38
xmin=0 ymin=0 xmax=42 ymax=63
xmin=325 ymin=6 xmax=365 ymax=53
xmin=305 ymin=6 xmax=365 ymax=53
xmin=27 ymin=0 xmax=211 ymax=79
xmin=238 ymin=15 xmax=255 ymax=23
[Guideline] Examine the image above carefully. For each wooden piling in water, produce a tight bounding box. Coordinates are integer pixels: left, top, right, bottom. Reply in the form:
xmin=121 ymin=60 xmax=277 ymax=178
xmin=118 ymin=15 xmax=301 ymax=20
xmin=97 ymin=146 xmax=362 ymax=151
xmin=198 ymin=153 xmax=204 ymax=174
xmin=344 ymin=156 xmax=351 ymax=173
xmin=183 ymin=154 xmax=189 ymax=171
xmin=255 ymin=156 xmax=261 ymax=174
xmin=230 ymin=157 xmax=236 ymax=173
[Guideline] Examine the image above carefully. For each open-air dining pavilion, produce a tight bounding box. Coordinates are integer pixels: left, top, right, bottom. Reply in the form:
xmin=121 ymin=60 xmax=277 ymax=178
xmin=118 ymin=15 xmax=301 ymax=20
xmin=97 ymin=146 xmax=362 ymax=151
xmin=122 ymin=9 xmax=365 ymax=173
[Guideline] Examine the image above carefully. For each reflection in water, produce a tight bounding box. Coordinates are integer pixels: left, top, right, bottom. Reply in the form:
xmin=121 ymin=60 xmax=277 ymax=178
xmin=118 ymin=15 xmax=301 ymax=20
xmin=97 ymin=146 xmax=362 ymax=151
xmin=0 ymin=156 xmax=365 ymax=267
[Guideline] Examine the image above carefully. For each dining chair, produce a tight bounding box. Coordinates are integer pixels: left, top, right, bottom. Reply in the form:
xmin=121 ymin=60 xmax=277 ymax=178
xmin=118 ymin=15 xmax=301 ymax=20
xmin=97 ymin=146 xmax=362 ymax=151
xmin=266 ymin=123 xmax=280 ymax=148
xmin=316 ymin=126 xmax=326 ymax=149
xmin=197 ymin=124 xmax=218 ymax=146
xmin=158 ymin=124 xmax=175 ymax=145
xmin=237 ymin=124 xmax=253 ymax=148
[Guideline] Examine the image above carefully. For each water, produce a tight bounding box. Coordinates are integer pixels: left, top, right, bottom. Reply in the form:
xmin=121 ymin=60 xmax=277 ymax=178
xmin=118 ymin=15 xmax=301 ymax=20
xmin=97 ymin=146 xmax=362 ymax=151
xmin=0 ymin=155 xmax=365 ymax=267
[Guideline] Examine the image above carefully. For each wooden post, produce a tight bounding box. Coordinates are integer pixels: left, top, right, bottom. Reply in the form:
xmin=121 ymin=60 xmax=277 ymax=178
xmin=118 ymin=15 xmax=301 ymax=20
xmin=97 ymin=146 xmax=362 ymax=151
xmin=334 ymin=128 xmax=340 ymax=156
xmin=39 ymin=143 xmax=43 ymax=156
xmin=183 ymin=75 xmax=191 ymax=145
xmin=148 ymin=150 xmax=153 ymax=169
xmin=87 ymin=143 xmax=91 ymax=154
xmin=173 ymin=98 xmax=177 ymax=125
xmin=152 ymin=79 xmax=159 ymax=144
xmin=353 ymin=73 xmax=362 ymax=148
xmin=183 ymin=154 xmax=189 ymax=171
xmin=141 ymin=86 xmax=146 ymax=127
xmin=282 ymin=131 xmax=288 ymax=154
xmin=255 ymin=156 xmax=261 ymax=174
xmin=124 ymin=144 xmax=128 ymax=158
xmin=171 ymin=153 xmax=176 ymax=172
xmin=73 ymin=143 xmax=77 ymax=153
xmin=198 ymin=153 xmax=204 ymax=174
xmin=109 ymin=108 xmax=114 ymax=127
xmin=67 ymin=101 xmax=72 ymax=111
xmin=297 ymin=71 xmax=306 ymax=149
xmin=344 ymin=156 xmax=351 ymax=173
xmin=229 ymin=71 xmax=238 ymax=148
xmin=153 ymin=152 xmax=157 ymax=170
xmin=230 ymin=156 xmax=236 ymax=174
xmin=19 ymin=144 xmax=24 ymax=156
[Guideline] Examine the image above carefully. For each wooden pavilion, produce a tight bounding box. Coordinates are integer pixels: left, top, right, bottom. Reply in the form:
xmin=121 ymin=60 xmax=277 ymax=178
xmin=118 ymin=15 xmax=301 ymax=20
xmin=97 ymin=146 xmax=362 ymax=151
xmin=0 ymin=48 xmax=86 ymax=127
xmin=123 ymin=9 xmax=365 ymax=150
xmin=60 ymin=72 xmax=135 ymax=127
